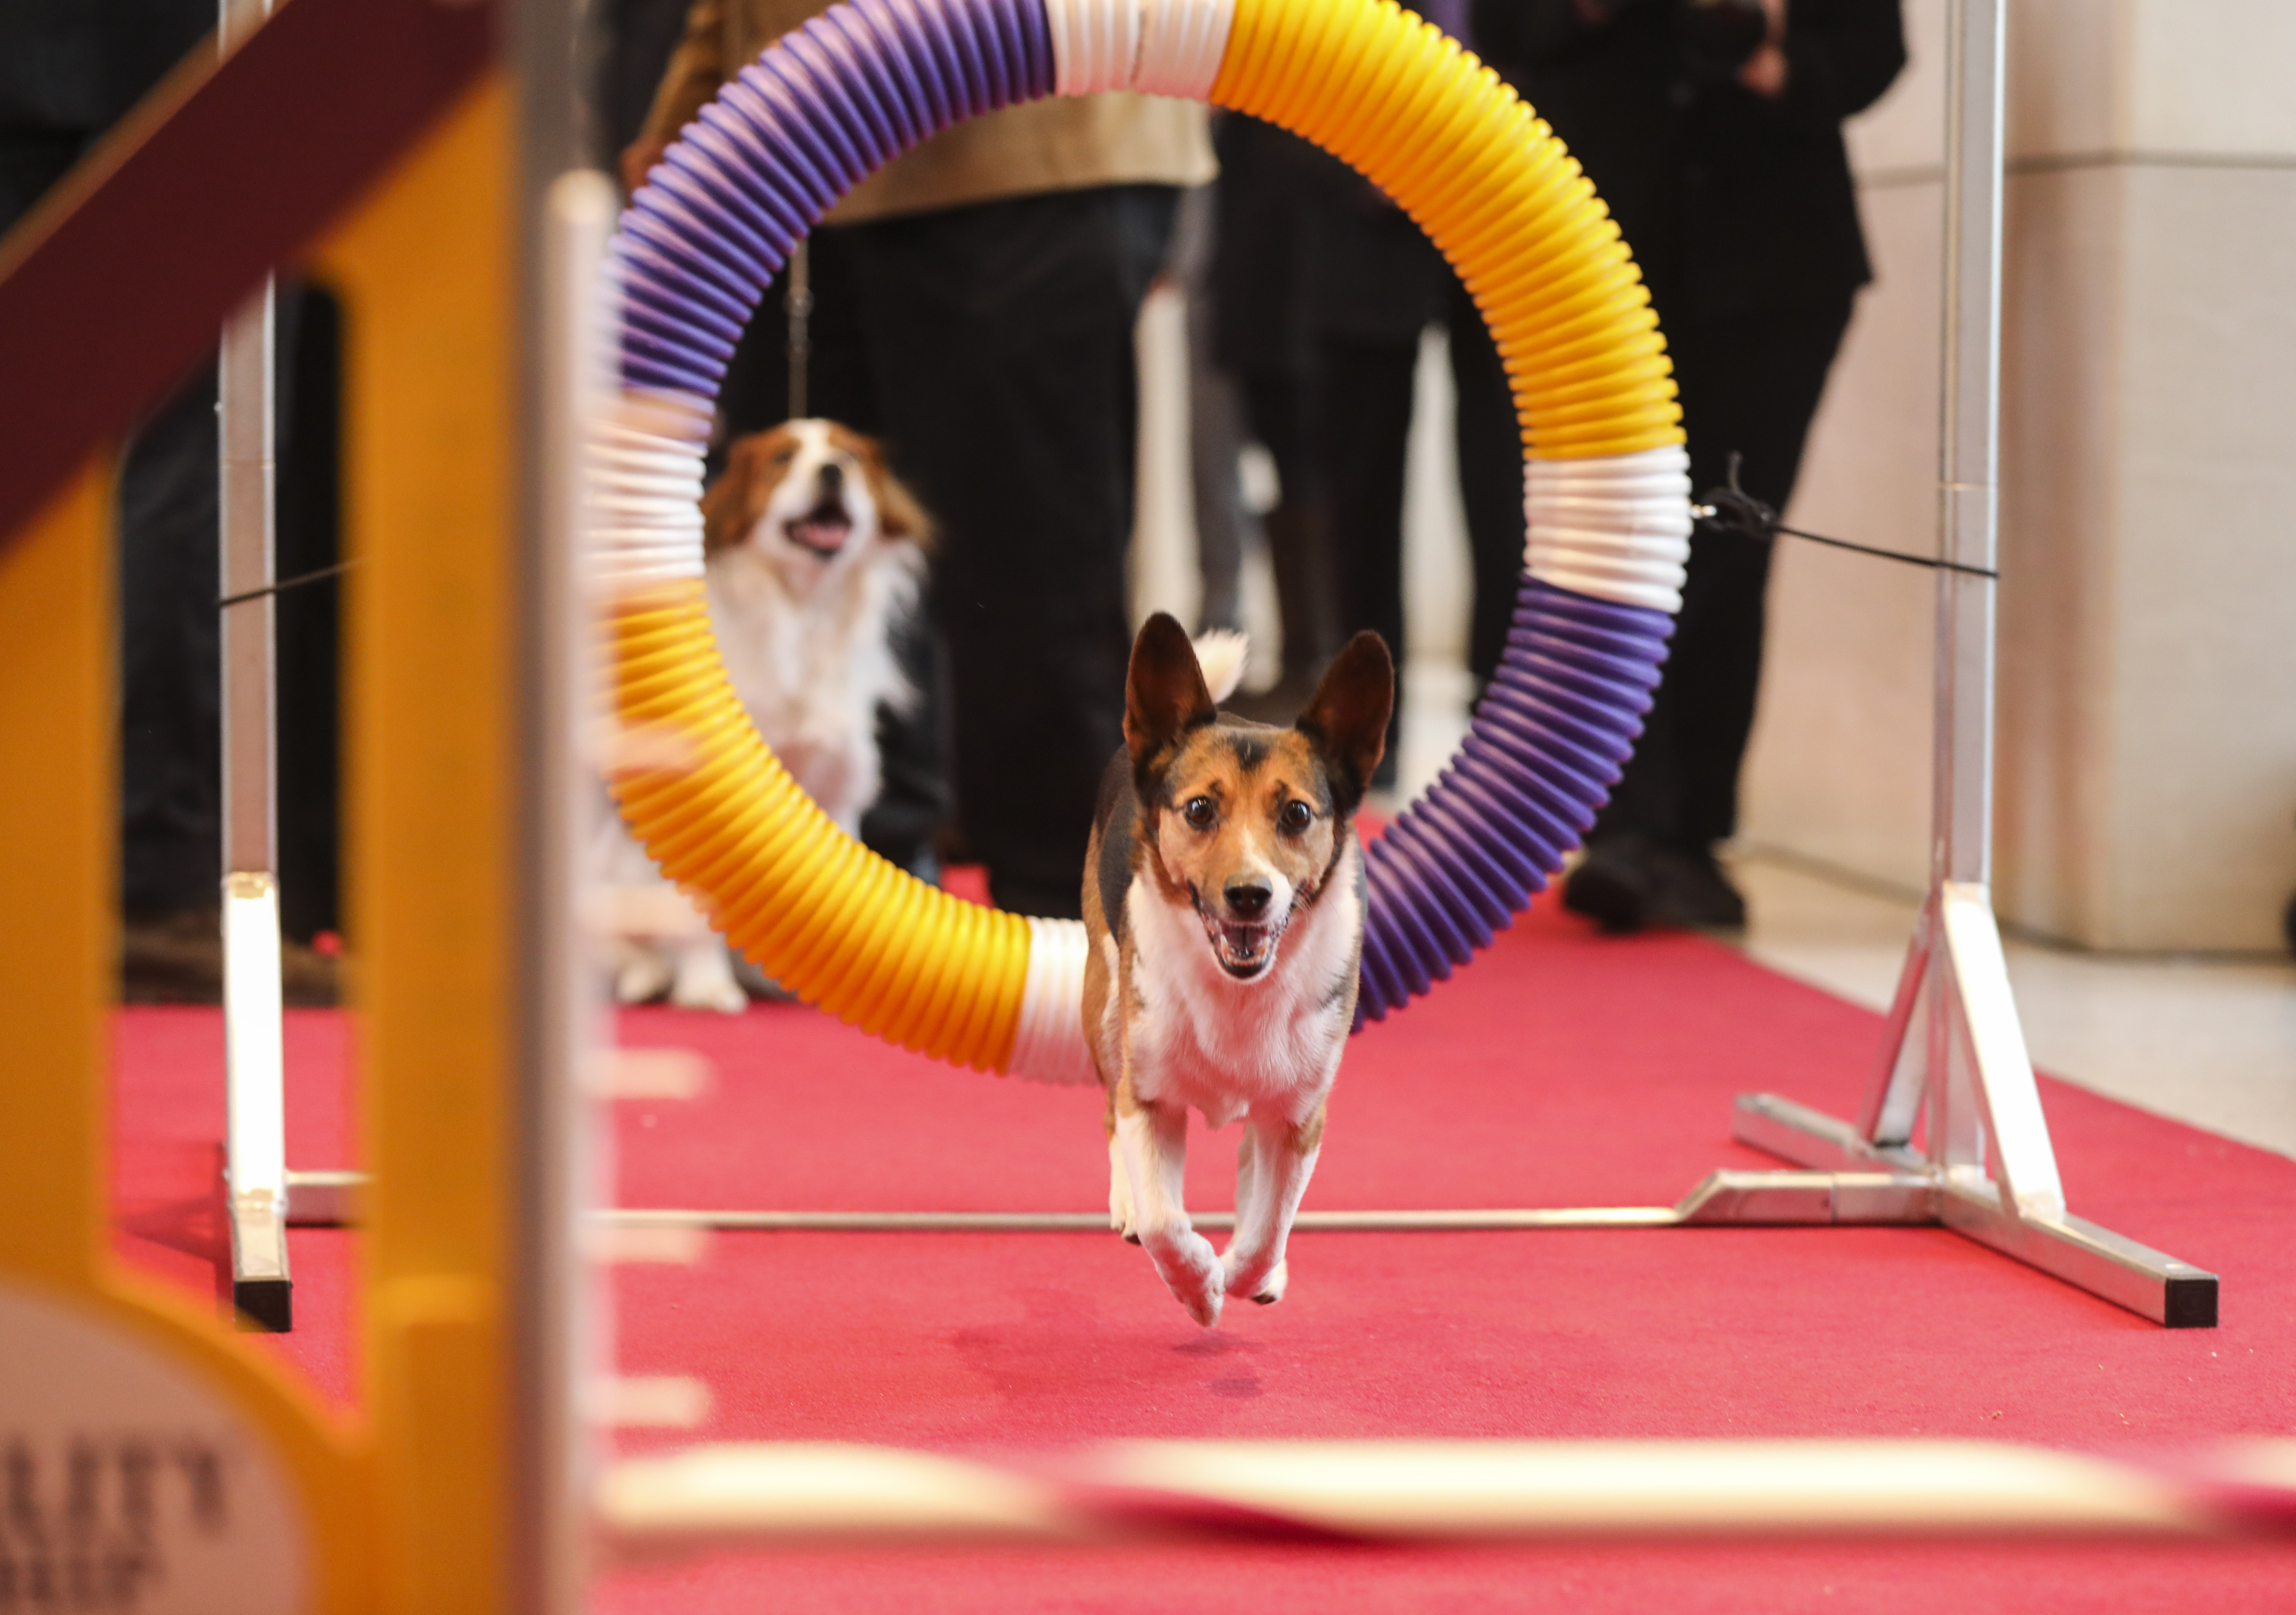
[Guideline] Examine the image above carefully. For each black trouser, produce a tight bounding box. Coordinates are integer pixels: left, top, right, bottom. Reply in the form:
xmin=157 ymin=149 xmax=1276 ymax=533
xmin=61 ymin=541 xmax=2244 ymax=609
xmin=720 ymin=186 xmax=1179 ymax=916
xmin=1237 ymin=370 xmax=1338 ymax=683
xmin=116 ymin=287 xmax=343 ymax=936
xmin=712 ymin=229 xmax=948 ymax=879
xmin=1317 ymin=274 xmax=1527 ymax=759
xmin=1595 ymin=293 xmax=1856 ymax=854
xmin=117 ymin=366 xmax=224 ymax=918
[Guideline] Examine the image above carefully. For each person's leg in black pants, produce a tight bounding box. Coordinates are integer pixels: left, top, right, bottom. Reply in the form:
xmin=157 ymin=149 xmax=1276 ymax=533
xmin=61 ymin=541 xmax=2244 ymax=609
xmin=119 ymin=289 xmax=343 ymax=999
xmin=118 ymin=362 xmax=225 ymax=932
xmin=1567 ymin=294 xmax=1855 ymax=931
xmin=1234 ymin=369 xmax=1337 ymax=705
xmin=276 ymin=286 xmax=346 ymax=948
xmin=1447 ymin=275 xmax=1530 ymax=686
xmin=845 ymin=185 xmax=1179 ymax=918
xmin=1316 ymin=333 xmax=1418 ymax=783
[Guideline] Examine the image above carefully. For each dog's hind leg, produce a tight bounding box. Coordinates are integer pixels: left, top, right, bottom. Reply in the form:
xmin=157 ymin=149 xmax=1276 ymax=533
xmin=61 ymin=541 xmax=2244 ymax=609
xmin=1106 ymin=1103 xmax=1138 ymax=1242
xmin=613 ymin=940 xmax=674 ymax=1006
xmin=1230 ymin=1125 xmax=1266 ymax=1248
xmin=1114 ymin=1088 xmax=1224 ymax=1327
xmin=1220 ymin=1103 xmax=1326 ymax=1306
xmin=1226 ymin=1127 xmax=1287 ymax=1305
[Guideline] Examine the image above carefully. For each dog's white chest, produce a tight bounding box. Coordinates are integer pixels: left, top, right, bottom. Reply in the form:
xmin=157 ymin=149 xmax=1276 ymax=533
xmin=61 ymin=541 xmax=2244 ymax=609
xmin=703 ymin=546 xmax=915 ymax=831
xmin=1123 ymin=843 xmax=1362 ymax=1127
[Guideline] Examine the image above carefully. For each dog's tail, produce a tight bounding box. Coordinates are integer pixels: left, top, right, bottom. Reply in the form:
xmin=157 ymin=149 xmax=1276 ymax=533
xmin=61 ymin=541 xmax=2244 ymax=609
xmin=1192 ymin=630 xmax=1249 ymax=706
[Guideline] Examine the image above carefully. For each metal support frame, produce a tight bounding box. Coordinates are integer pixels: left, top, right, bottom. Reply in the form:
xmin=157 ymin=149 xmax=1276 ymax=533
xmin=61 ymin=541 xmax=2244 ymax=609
xmin=1715 ymin=0 xmax=2214 ymax=1325
xmin=606 ymin=0 xmax=2218 ymax=1331
xmin=595 ymin=1436 xmax=2296 ymax=1546
xmin=216 ymin=0 xmax=380 ymax=1329
xmin=216 ymin=0 xmax=294 ymax=1333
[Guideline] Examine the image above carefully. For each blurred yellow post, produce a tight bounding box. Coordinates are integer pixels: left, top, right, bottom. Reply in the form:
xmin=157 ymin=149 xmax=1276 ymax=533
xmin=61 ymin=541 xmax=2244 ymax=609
xmin=0 ymin=65 xmax=532 ymax=1615
xmin=317 ymin=73 xmax=521 ymax=1615
xmin=0 ymin=464 xmax=110 ymax=1288
xmin=0 ymin=462 xmax=378 ymax=1608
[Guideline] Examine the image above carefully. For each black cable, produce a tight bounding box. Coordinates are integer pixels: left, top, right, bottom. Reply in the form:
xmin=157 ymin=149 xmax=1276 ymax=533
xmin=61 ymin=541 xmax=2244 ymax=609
xmin=1699 ymin=451 xmax=1999 ymax=582
xmin=217 ymin=559 xmax=354 ymax=610
xmin=1769 ymin=520 xmax=1998 ymax=580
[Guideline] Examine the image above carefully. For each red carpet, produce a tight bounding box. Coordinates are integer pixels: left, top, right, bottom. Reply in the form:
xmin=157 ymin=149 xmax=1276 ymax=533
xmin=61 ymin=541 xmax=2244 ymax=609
xmin=111 ymin=893 xmax=2296 ymax=1609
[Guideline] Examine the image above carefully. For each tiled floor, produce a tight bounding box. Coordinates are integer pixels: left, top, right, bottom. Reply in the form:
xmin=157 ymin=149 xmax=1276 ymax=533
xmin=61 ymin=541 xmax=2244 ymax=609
xmin=1728 ymin=849 xmax=2296 ymax=1161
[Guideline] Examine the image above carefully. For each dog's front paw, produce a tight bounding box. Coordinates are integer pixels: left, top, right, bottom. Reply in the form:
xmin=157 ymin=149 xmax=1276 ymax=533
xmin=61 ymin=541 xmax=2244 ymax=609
xmin=1144 ymin=1227 xmax=1225 ymax=1328
xmin=672 ymin=976 xmax=749 ymax=1015
xmin=669 ymin=944 xmax=748 ymax=1015
xmin=1250 ymin=1258 xmax=1287 ymax=1306
xmin=614 ymin=952 xmax=673 ymax=1005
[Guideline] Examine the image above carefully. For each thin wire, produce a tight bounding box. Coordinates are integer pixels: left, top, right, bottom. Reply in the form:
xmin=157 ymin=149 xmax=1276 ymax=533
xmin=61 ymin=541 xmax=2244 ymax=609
xmin=217 ymin=558 xmax=354 ymax=610
xmin=1699 ymin=451 xmax=1999 ymax=581
xmin=1705 ymin=512 xmax=2001 ymax=581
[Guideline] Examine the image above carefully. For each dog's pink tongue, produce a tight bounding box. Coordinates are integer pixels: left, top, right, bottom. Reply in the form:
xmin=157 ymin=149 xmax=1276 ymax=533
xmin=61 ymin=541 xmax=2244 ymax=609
xmin=789 ymin=517 xmax=849 ymax=553
xmin=1222 ymin=923 xmax=1266 ymax=963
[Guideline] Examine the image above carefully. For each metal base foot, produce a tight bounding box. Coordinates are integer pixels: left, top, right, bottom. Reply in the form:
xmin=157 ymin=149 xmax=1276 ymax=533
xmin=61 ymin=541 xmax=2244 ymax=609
xmin=228 ymin=1188 xmax=293 ymax=1332
xmin=1730 ymin=1093 xmax=2217 ymax=1328
xmin=286 ymin=1168 xmax=367 ymax=1226
xmin=233 ymin=1276 xmax=293 ymax=1332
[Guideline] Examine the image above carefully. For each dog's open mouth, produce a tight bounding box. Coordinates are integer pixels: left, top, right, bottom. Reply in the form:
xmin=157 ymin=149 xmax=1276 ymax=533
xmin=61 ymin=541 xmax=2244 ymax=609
xmin=1197 ymin=906 xmax=1286 ymax=980
xmin=784 ymin=507 xmax=852 ymax=559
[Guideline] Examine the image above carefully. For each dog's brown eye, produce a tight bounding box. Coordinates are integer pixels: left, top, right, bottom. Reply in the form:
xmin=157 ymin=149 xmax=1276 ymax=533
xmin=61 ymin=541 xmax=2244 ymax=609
xmin=1278 ymin=799 xmax=1313 ymax=836
xmin=1183 ymin=796 xmax=1216 ymax=830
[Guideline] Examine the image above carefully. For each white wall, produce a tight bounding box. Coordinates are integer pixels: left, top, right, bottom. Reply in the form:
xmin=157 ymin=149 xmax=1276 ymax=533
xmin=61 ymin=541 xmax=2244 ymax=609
xmin=1743 ymin=0 xmax=2296 ymax=950
xmin=1739 ymin=0 xmax=1946 ymax=893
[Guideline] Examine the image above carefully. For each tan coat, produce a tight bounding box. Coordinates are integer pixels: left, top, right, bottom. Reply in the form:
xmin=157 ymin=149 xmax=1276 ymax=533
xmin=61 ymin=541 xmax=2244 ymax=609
xmin=639 ymin=0 xmax=1214 ymax=224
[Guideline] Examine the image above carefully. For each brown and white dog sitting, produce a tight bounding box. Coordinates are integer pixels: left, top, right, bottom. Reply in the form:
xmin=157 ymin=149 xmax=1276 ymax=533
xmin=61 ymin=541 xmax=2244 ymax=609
xmin=1084 ymin=613 xmax=1394 ymax=1326
xmin=603 ymin=419 xmax=929 ymax=1012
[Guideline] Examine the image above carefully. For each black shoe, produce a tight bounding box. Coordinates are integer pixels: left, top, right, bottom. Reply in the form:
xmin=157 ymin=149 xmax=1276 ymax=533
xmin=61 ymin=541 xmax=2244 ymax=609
xmin=120 ymin=908 xmax=345 ymax=1006
xmin=120 ymin=908 xmax=224 ymax=1003
xmin=1645 ymin=846 xmax=1748 ymax=931
xmin=1562 ymin=835 xmax=1656 ymax=934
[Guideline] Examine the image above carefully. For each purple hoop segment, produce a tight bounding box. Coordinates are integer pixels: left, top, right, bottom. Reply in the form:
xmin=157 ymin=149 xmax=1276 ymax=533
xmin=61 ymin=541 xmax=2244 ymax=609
xmin=612 ymin=0 xmax=1677 ymax=1030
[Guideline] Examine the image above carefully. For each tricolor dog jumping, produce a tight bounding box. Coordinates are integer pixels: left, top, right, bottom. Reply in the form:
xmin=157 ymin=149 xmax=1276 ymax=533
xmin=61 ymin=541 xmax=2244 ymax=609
xmin=1084 ymin=614 xmax=1395 ymax=1327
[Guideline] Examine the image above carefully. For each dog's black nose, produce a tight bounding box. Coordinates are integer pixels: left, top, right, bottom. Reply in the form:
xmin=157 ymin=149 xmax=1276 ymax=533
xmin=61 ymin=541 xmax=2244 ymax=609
xmin=817 ymin=461 xmax=844 ymax=493
xmin=1224 ymin=879 xmax=1272 ymax=920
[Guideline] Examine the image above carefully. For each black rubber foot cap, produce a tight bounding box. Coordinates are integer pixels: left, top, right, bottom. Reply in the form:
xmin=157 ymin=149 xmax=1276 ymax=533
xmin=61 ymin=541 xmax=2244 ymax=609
xmin=234 ymin=1278 xmax=293 ymax=1333
xmin=2163 ymin=1274 xmax=2217 ymax=1329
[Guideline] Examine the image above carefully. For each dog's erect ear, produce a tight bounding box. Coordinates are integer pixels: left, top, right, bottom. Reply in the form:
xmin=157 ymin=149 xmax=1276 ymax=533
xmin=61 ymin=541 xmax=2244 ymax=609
xmin=1125 ymin=612 xmax=1217 ymax=777
xmin=701 ymin=434 xmax=773 ymax=557
xmin=1296 ymin=630 xmax=1394 ymax=814
xmin=843 ymin=429 xmax=933 ymax=546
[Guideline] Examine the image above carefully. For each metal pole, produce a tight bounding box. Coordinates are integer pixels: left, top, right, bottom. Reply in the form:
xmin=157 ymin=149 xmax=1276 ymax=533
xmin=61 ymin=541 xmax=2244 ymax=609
xmin=217 ymin=0 xmax=291 ymax=1333
xmin=1921 ymin=0 xmax=2067 ymax=1213
xmin=1715 ymin=0 xmax=2215 ymax=1325
xmin=510 ymin=0 xmax=604 ymax=1602
xmin=1934 ymin=0 xmax=2005 ymax=893
xmin=506 ymin=170 xmax=611 ymax=1615
xmin=597 ymin=1437 xmax=2295 ymax=1546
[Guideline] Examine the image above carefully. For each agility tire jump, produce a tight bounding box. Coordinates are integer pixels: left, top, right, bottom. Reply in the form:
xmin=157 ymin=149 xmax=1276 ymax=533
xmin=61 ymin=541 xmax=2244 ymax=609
xmin=603 ymin=0 xmax=1692 ymax=1082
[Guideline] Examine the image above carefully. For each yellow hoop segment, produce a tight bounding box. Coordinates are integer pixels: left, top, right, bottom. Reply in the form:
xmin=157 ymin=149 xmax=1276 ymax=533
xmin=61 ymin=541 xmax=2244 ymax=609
xmin=607 ymin=0 xmax=1684 ymax=1074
